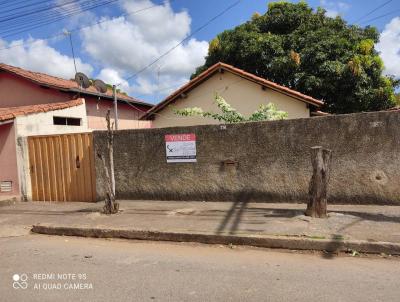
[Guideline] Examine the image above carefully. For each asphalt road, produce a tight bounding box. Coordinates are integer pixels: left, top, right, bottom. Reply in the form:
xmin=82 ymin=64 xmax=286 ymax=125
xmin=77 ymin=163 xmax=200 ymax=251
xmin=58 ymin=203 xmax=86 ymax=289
xmin=0 ymin=234 xmax=399 ymax=302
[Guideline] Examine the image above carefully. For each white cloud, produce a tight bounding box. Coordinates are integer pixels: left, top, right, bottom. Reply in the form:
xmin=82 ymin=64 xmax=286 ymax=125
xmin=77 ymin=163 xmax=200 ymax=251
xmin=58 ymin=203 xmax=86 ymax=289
xmin=0 ymin=38 xmax=93 ymax=79
xmin=320 ymin=0 xmax=350 ymax=17
xmin=376 ymin=17 xmax=400 ymax=78
xmin=55 ymin=0 xmax=97 ymax=28
xmin=81 ymin=0 xmax=208 ymax=97
xmin=98 ymin=68 xmax=132 ymax=93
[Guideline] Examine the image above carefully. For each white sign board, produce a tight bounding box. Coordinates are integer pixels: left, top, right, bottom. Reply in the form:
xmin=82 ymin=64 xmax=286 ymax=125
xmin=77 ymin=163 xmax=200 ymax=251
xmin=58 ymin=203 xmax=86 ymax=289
xmin=165 ymin=133 xmax=196 ymax=163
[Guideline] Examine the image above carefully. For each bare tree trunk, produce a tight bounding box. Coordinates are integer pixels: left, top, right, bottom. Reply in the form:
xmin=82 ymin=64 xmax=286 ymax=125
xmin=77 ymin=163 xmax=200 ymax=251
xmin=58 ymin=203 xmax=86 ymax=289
xmin=305 ymin=146 xmax=332 ymax=218
xmin=100 ymin=110 xmax=119 ymax=215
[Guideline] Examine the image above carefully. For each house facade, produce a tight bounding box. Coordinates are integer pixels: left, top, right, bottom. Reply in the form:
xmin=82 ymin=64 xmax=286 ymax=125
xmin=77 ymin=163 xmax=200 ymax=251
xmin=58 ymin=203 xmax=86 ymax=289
xmin=142 ymin=62 xmax=325 ymax=128
xmin=0 ymin=99 xmax=88 ymax=198
xmin=0 ymin=63 xmax=155 ymax=199
xmin=0 ymin=63 xmax=152 ymax=130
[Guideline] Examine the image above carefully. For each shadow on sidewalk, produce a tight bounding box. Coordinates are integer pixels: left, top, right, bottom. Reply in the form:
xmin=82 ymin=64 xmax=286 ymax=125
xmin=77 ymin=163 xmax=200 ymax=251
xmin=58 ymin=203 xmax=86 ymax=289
xmin=215 ymin=194 xmax=250 ymax=235
xmin=251 ymin=208 xmax=400 ymax=224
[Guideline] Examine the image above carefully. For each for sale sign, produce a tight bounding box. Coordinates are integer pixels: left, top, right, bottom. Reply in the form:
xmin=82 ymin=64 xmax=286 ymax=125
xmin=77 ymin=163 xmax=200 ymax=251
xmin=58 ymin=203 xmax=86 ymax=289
xmin=165 ymin=133 xmax=196 ymax=163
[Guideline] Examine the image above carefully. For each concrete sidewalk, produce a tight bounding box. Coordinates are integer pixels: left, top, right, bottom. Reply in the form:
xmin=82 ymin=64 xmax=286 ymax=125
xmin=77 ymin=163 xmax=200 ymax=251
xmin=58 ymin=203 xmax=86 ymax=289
xmin=2 ymin=200 xmax=400 ymax=253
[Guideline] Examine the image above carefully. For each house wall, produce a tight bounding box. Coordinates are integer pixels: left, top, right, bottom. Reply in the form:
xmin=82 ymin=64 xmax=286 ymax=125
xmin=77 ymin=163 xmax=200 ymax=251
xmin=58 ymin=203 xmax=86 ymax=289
xmin=14 ymin=102 xmax=89 ymax=137
xmin=94 ymin=110 xmax=400 ymax=205
xmin=151 ymin=72 xmax=310 ymax=128
xmin=0 ymin=72 xmax=151 ymax=130
xmin=14 ymin=103 xmax=89 ymax=201
xmin=0 ymin=72 xmax=68 ymax=106
xmin=85 ymin=98 xmax=152 ymax=130
xmin=0 ymin=122 xmax=19 ymax=197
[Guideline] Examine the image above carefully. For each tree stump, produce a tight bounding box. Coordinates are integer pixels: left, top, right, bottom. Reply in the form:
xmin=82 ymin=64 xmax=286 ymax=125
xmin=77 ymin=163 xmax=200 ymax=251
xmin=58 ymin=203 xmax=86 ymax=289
xmin=305 ymin=146 xmax=332 ymax=218
xmin=100 ymin=110 xmax=119 ymax=215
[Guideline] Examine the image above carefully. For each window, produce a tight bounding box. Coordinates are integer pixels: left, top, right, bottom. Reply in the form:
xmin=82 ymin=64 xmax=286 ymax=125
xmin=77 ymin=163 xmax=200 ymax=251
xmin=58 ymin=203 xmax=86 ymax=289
xmin=0 ymin=181 xmax=12 ymax=193
xmin=53 ymin=116 xmax=81 ymax=126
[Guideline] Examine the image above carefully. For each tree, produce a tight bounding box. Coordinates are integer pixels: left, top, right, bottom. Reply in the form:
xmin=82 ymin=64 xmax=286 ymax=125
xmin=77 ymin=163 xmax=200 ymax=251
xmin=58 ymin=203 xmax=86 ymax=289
xmin=192 ymin=2 xmax=397 ymax=114
xmin=174 ymin=94 xmax=288 ymax=123
xmin=305 ymin=146 xmax=332 ymax=218
xmin=97 ymin=110 xmax=119 ymax=214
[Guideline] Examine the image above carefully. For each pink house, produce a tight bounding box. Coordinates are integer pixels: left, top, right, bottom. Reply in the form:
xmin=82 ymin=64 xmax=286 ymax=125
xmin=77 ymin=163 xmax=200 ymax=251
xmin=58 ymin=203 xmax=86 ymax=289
xmin=0 ymin=63 xmax=154 ymax=199
xmin=0 ymin=63 xmax=153 ymax=130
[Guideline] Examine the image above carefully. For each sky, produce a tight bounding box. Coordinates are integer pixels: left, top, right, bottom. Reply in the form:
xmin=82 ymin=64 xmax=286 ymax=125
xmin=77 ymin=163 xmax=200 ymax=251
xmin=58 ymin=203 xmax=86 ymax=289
xmin=0 ymin=0 xmax=399 ymax=104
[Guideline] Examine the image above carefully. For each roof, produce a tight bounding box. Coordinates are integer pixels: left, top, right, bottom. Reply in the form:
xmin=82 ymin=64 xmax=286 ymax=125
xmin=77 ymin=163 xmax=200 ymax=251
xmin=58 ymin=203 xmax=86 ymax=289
xmin=0 ymin=98 xmax=84 ymax=122
xmin=0 ymin=63 xmax=152 ymax=108
xmin=141 ymin=62 xmax=324 ymax=120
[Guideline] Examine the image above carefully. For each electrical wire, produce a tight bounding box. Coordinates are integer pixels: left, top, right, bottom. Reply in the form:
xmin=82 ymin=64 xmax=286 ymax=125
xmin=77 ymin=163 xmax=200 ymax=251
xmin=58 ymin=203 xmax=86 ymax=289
xmin=354 ymin=0 xmax=394 ymax=23
xmin=360 ymin=8 xmax=400 ymax=24
xmin=120 ymin=0 xmax=242 ymax=86
xmin=0 ymin=0 xmax=120 ymax=38
xmin=0 ymin=0 xmax=53 ymax=10
xmin=0 ymin=0 xmax=85 ymax=22
xmin=0 ymin=0 xmax=172 ymax=51
xmin=1 ymin=0 xmax=89 ymax=29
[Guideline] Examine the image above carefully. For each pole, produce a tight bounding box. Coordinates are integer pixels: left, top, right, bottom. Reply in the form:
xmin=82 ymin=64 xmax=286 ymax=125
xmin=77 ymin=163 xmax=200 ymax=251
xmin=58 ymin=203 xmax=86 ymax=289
xmin=113 ymin=85 xmax=119 ymax=130
xmin=67 ymin=32 xmax=77 ymax=74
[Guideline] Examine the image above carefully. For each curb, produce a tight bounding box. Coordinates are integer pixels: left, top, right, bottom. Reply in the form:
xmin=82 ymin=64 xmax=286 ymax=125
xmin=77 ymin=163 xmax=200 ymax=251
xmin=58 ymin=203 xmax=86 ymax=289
xmin=31 ymin=224 xmax=400 ymax=255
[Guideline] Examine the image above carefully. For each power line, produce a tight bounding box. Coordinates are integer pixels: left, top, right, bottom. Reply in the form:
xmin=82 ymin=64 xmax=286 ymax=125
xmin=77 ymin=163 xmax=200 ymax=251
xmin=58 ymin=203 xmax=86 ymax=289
xmin=0 ymin=0 xmax=53 ymax=9
xmin=360 ymin=8 xmax=400 ymax=24
xmin=0 ymin=0 xmax=120 ymax=38
xmin=0 ymin=0 xmax=84 ymax=23
xmin=0 ymin=0 xmax=53 ymax=16
xmin=120 ymin=0 xmax=242 ymax=86
xmin=0 ymin=0 xmax=170 ymax=51
xmin=0 ymin=0 xmax=87 ymax=28
xmin=66 ymin=32 xmax=77 ymax=74
xmin=354 ymin=0 xmax=393 ymax=23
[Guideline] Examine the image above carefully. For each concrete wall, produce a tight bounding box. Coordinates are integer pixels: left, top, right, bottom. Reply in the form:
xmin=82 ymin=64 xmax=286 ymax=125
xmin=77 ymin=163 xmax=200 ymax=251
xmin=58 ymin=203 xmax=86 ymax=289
xmin=0 ymin=72 xmax=151 ymax=130
xmin=0 ymin=121 xmax=19 ymax=197
xmin=151 ymin=72 xmax=310 ymax=128
xmin=94 ymin=110 xmax=400 ymax=205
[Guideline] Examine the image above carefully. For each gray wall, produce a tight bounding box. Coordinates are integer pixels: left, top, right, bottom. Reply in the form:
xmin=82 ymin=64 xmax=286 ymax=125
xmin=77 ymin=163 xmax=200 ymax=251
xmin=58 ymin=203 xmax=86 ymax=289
xmin=93 ymin=110 xmax=400 ymax=204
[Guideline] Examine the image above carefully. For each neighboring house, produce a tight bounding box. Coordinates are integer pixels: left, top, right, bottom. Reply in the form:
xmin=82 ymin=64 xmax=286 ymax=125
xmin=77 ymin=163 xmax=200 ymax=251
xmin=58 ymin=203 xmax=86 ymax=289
xmin=0 ymin=99 xmax=87 ymax=198
xmin=141 ymin=62 xmax=324 ymax=128
xmin=0 ymin=63 xmax=152 ymax=130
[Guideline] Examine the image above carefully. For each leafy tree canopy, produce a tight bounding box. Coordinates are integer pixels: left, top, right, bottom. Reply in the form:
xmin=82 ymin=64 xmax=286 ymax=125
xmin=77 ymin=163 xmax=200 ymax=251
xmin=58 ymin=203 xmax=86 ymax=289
xmin=174 ymin=94 xmax=288 ymax=123
xmin=192 ymin=1 xmax=397 ymax=114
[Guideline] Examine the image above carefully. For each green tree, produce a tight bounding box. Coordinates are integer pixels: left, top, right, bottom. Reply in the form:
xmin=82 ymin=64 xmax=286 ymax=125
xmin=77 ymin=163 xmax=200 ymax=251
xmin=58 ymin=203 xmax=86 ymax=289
xmin=174 ymin=95 xmax=288 ymax=123
xmin=192 ymin=2 xmax=397 ymax=114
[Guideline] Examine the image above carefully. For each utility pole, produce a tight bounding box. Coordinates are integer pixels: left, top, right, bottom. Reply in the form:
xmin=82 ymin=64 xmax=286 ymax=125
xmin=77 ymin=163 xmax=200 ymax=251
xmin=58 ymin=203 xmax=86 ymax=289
xmin=112 ymin=85 xmax=119 ymax=130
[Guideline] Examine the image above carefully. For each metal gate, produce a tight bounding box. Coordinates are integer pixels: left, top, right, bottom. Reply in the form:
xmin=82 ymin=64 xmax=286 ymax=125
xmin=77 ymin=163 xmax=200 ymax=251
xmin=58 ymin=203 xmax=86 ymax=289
xmin=27 ymin=133 xmax=96 ymax=202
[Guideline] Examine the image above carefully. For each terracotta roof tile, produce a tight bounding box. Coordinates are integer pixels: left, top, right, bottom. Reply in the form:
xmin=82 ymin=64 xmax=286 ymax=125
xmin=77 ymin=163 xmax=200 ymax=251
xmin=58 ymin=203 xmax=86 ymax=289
xmin=0 ymin=98 xmax=84 ymax=122
xmin=0 ymin=63 xmax=152 ymax=108
xmin=141 ymin=62 xmax=324 ymax=120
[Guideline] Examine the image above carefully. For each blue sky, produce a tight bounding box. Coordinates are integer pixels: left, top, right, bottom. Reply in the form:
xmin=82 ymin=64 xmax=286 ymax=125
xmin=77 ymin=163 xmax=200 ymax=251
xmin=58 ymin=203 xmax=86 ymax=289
xmin=0 ymin=0 xmax=399 ymax=104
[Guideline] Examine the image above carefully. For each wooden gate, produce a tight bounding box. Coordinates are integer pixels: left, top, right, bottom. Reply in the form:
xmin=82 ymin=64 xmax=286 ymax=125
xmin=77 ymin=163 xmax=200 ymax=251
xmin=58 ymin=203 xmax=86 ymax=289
xmin=27 ymin=133 xmax=96 ymax=202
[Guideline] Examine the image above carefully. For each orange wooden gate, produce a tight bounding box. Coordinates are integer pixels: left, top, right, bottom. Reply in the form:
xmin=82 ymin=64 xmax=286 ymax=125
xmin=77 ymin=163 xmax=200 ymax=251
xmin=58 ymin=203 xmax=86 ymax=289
xmin=27 ymin=133 xmax=96 ymax=202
